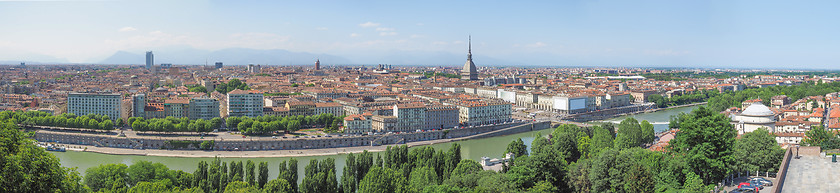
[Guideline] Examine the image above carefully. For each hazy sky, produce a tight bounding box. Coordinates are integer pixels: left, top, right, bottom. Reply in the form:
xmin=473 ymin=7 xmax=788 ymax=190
xmin=1 ymin=0 xmax=839 ymax=68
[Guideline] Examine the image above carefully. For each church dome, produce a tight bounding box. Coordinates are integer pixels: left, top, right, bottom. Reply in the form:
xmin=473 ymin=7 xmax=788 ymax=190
xmin=741 ymin=102 xmax=774 ymax=116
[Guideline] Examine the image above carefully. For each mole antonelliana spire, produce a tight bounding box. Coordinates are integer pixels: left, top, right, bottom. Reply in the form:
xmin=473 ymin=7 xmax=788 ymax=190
xmin=460 ymin=35 xmax=478 ymax=80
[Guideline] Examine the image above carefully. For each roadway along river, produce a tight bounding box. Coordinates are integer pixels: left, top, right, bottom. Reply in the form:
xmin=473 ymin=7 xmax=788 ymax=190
xmin=49 ymin=105 xmax=700 ymax=183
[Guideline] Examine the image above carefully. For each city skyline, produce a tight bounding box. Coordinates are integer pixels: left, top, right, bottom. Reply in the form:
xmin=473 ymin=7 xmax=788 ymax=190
xmin=2 ymin=1 xmax=840 ymax=69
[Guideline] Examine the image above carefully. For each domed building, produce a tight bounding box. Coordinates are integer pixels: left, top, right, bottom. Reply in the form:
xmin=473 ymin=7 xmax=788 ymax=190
xmin=730 ymin=102 xmax=776 ymax=134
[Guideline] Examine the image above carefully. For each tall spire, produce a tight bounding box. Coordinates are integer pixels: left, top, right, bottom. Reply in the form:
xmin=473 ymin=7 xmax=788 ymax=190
xmin=467 ymin=35 xmax=472 ymax=61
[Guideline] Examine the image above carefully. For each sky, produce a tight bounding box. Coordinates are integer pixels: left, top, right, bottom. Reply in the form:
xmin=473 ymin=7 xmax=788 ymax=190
xmin=1 ymin=0 xmax=839 ymax=69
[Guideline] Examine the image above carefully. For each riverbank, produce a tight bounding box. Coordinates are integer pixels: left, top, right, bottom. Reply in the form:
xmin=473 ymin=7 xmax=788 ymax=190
xmin=43 ymin=121 xmax=550 ymax=158
xmin=570 ymin=102 xmax=706 ymax=122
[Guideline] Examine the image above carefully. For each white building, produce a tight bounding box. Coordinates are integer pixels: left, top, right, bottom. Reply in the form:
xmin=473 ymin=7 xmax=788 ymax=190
xmin=68 ymin=93 xmax=122 ymax=121
xmin=730 ymin=102 xmax=776 ymax=134
xmin=446 ymin=99 xmax=512 ymax=126
xmin=394 ymin=103 xmax=426 ymax=132
xmin=343 ymin=114 xmax=372 ymax=134
xmin=189 ymin=97 xmax=220 ymax=120
xmin=226 ymin=89 xmax=264 ymax=117
xmin=552 ymin=95 xmax=596 ymax=114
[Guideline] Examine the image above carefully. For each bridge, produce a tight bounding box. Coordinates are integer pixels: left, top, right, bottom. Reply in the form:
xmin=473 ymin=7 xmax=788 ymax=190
xmin=591 ymin=120 xmax=670 ymax=125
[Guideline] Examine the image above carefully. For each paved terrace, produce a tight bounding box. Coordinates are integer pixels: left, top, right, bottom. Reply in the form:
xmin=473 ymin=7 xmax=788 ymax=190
xmin=781 ymin=147 xmax=840 ymax=193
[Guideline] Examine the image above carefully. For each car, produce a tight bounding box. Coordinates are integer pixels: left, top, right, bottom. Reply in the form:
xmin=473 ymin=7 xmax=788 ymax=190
xmin=738 ymin=183 xmax=762 ymax=190
xmin=730 ymin=187 xmax=757 ymax=193
xmin=272 ymin=136 xmax=277 ymax=139
xmin=750 ymin=177 xmax=773 ymax=186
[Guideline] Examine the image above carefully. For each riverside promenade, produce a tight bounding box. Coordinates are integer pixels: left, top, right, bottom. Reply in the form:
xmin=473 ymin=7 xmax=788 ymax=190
xmin=33 ymin=121 xmax=551 ymax=158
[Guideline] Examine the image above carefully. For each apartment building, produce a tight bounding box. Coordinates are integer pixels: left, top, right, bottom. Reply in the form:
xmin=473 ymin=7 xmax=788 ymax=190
xmin=188 ymin=97 xmax=220 ymax=120
xmin=67 ymin=93 xmax=122 ymax=121
xmin=226 ymin=89 xmax=264 ymax=117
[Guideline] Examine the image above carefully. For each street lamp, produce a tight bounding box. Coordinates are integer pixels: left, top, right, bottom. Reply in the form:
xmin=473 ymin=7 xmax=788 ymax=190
xmin=796 ymin=145 xmax=800 ymax=159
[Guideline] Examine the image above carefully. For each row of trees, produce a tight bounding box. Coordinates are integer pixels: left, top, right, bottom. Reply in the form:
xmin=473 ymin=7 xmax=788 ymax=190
xmin=226 ymin=113 xmax=344 ymax=135
xmin=127 ymin=117 xmax=223 ymax=133
xmin=647 ymin=89 xmax=720 ymax=108
xmin=0 ymin=111 xmax=118 ymax=130
xmin=707 ymin=81 xmax=840 ymax=112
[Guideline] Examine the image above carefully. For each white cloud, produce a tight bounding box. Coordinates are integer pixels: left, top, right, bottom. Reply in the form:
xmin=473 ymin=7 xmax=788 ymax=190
xmin=432 ymin=41 xmax=448 ymax=45
xmin=118 ymin=27 xmax=137 ymax=32
xmin=379 ymin=32 xmax=398 ymax=36
xmin=350 ymin=33 xmax=360 ymax=37
xmin=527 ymin=42 xmax=547 ymax=48
xmin=359 ymin=22 xmax=380 ymax=28
xmin=375 ymin=27 xmax=395 ymax=31
xmin=315 ymin=27 xmax=328 ymax=30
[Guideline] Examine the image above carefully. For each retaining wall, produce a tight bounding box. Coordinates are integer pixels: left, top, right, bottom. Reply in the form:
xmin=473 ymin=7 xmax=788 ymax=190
xmin=33 ymin=121 xmax=550 ymax=151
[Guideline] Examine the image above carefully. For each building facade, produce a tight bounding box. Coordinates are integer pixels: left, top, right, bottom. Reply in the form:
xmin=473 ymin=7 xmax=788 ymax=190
xmin=315 ymin=102 xmax=343 ymax=116
xmin=424 ymin=105 xmax=459 ymax=129
xmin=394 ymin=103 xmax=426 ymax=132
xmin=189 ymin=97 xmax=220 ymax=120
xmin=371 ymin=115 xmax=398 ymax=132
xmin=343 ymin=114 xmax=372 ymax=134
xmin=68 ymin=93 xmax=122 ymax=121
xmin=226 ymin=89 xmax=264 ymax=117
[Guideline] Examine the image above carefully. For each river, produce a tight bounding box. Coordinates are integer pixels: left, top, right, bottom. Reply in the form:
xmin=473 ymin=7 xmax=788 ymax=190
xmin=50 ymin=105 xmax=700 ymax=183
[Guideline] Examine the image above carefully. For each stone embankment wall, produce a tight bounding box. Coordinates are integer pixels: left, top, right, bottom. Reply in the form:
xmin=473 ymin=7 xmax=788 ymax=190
xmin=33 ymin=121 xmax=551 ymax=151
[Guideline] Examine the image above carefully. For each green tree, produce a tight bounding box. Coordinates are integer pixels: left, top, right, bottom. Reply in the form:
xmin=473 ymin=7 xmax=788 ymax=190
xmin=450 ymin=159 xmax=482 ymax=177
xmin=682 ymin=172 xmax=708 ymax=193
xmin=667 ymin=106 xmax=736 ymax=184
xmin=126 ymin=160 xmax=172 ymax=186
xmin=552 ymin=131 xmax=580 ymax=163
xmin=527 ymin=181 xmax=558 ymax=193
xmin=409 ymin=166 xmax=438 ymax=193
xmin=263 ymin=179 xmax=294 ymax=193
xmin=567 ymin=159 xmax=591 ymax=193
xmin=223 ymin=181 xmax=258 ymax=193
xmin=85 ymin=163 xmax=129 ymax=192
xmin=615 ymin=118 xmax=642 ymax=149
xmin=505 ymin=138 xmax=529 ymax=158
xmin=0 ymin=120 xmax=88 ymax=192
xmin=342 ymin=153 xmax=357 ymax=193
xmin=128 ymin=180 xmax=172 ymax=193
xmin=258 ymin=162 xmax=269 ymax=189
xmin=640 ymin=120 xmax=655 ymax=144
xmin=357 ymin=166 xmax=404 ymax=193
xmin=733 ymin=128 xmax=785 ymax=172
xmin=589 ymin=126 xmax=614 ymax=157
xmin=245 ymin=161 xmax=255 ymax=186
xmin=804 ymin=125 xmax=834 ymax=146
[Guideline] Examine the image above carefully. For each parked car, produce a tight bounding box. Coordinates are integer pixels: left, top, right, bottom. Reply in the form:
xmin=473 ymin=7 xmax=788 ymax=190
xmin=738 ymin=182 xmax=762 ymax=191
xmin=730 ymin=187 xmax=757 ymax=193
xmin=750 ymin=177 xmax=773 ymax=186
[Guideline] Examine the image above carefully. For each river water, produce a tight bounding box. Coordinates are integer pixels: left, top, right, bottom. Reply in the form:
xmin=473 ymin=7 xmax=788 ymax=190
xmin=50 ymin=105 xmax=700 ymax=182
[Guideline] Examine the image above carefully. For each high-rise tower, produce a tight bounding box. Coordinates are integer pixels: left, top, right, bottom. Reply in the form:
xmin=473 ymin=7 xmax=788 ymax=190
xmin=145 ymin=51 xmax=154 ymax=69
xmin=315 ymin=59 xmax=320 ymax=70
xmin=460 ymin=36 xmax=478 ymax=80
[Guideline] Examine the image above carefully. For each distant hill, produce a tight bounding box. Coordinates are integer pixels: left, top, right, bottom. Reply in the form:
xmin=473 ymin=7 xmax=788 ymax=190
xmin=98 ymin=48 xmax=351 ymax=65
xmin=99 ymin=51 xmax=144 ymax=65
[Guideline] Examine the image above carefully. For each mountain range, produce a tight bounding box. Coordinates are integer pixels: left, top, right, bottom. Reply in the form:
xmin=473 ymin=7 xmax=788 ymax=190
xmin=99 ymin=47 xmax=352 ymax=66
